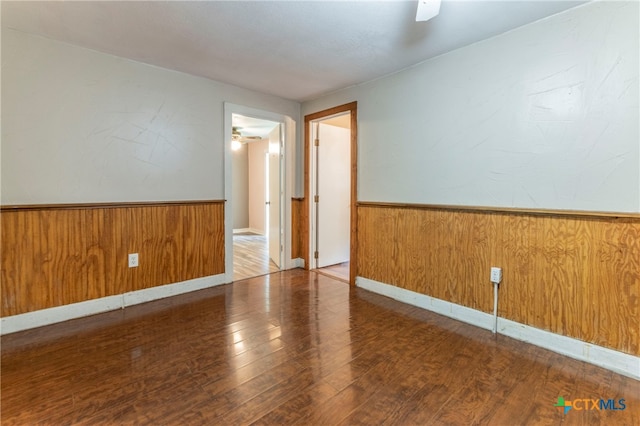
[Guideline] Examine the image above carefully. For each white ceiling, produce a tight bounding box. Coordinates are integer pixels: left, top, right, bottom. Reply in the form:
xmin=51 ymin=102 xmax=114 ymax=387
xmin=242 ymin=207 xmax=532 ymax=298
xmin=1 ymin=0 xmax=587 ymax=102
xmin=233 ymin=114 xmax=279 ymax=139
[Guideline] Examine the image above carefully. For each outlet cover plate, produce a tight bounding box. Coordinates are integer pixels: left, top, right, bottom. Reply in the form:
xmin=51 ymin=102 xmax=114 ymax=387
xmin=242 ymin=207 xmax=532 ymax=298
xmin=490 ymin=267 xmax=502 ymax=283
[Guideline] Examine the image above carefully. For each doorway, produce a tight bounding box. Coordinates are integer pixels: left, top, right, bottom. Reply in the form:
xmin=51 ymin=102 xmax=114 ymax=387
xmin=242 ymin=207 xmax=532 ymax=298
xmin=228 ymin=110 xmax=287 ymax=282
xmin=304 ymin=102 xmax=358 ymax=284
xmin=311 ymin=114 xmax=351 ymax=282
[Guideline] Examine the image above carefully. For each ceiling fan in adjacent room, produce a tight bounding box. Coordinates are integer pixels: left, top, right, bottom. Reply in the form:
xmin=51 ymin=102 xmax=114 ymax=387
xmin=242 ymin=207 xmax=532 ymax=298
xmin=416 ymin=0 xmax=441 ymax=22
xmin=232 ymin=127 xmax=263 ymax=150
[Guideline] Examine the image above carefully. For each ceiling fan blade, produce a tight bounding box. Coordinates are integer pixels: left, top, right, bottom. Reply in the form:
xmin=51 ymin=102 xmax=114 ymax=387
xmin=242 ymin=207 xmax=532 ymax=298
xmin=416 ymin=0 xmax=441 ymax=22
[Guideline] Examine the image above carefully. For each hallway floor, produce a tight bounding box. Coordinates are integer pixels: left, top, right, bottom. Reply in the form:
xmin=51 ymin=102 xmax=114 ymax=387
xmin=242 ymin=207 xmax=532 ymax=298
xmin=316 ymin=261 xmax=349 ymax=282
xmin=233 ymin=232 xmax=279 ymax=281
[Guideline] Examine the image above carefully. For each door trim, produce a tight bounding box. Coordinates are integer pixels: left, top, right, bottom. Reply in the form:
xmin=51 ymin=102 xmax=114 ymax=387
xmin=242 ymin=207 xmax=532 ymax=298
xmin=304 ymin=101 xmax=358 ymax=285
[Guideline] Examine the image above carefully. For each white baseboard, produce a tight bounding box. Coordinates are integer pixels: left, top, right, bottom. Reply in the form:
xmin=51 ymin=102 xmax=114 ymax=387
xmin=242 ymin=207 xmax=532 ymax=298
xmin=356 ymin=276 xmax=640 ymax=381
xmin=0 ymin=296 xmax=124 ymax=336
xmin=122 ymin=274 xmax=226 ymax=307
xmin=233 ymin=228 xmax=251 ymax=234
xmin=291 ymin=258 xmax=305 ymax=269
xmin=233 ymin=228 xmax=264 ymax=235
xmin=1 ymin=274 xmax=226 ymax=335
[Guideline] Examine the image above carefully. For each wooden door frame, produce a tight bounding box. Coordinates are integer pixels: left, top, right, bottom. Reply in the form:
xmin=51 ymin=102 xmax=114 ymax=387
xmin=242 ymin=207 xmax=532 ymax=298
xmin=303 ymin=102 xmax=358 ymax=285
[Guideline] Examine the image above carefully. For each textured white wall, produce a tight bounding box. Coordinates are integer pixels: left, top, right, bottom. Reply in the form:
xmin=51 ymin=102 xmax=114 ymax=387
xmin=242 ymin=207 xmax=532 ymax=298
xmin=302 ymin=1 xmax=639 ymax=213
xmin=1 ymin=29 xmax=299 ymax=204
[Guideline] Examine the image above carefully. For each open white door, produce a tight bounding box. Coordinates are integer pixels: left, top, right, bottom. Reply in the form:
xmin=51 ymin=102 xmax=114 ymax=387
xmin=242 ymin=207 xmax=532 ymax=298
xmin=316 ymin=121 xmax=350 ymax=268
xmin=267 ymin=125 xmax=282 ymax=269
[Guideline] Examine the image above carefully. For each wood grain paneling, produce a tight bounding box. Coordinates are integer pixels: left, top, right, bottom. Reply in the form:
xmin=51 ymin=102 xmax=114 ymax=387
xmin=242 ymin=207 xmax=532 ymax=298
xmin=1 ymin=210 xmax=86 ymax=315
xmin=291 ymin=198 xmax=305 ymax=260
xmin=1 ymin=201 xmax=225 ymax=317
xmin=1 ymin=200 xmax=221 ymax=212
xmin=357 ymin=203 xmax=640 ymax=355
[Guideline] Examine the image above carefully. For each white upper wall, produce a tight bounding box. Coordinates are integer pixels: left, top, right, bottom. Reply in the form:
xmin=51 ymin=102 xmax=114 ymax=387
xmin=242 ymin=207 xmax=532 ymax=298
xmin=1 ymin=29 xmax=300 ymax=204
xmin=303 ymin=1 xmax=639 ymax=213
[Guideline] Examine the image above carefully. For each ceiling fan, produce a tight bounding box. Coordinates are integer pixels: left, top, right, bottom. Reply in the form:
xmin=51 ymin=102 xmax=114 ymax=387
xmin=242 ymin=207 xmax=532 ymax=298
xmin=416 ymin=0 xmax=441 ymax=22
xmin=232 ymin=127 xmax=263 ymax=150
xmin=232 ymin=127 xmax=263 ymax=143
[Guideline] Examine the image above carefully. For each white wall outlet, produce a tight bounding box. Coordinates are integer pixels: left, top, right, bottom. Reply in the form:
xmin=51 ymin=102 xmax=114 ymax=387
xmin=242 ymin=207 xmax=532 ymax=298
xmin=490 ymin=267 xmax=502 ymax=284
xmin=128 ymin=253 xmax=139 ymax=268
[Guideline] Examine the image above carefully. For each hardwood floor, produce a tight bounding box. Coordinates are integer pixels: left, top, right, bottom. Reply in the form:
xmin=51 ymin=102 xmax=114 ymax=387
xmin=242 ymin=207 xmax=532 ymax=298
xmin=2 ymin=269 xmax=638 ymax=425
xmin=233 ymin=233 xmax=279 ymax=281
xmin=316 ymin=261 xmax=350 ymax=283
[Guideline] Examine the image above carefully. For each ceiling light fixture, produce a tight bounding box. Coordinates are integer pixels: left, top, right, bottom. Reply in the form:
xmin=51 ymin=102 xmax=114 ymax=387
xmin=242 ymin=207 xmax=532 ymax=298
xmin=416 ymin=0 xmax=441 ymax=22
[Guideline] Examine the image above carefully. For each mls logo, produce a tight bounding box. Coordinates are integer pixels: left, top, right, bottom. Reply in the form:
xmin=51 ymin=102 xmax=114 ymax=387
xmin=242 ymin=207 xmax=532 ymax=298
xmin=554 ymin=396 xmax=572 ymax=414
xmin=554 ymin=396 xmax=626 ymax=415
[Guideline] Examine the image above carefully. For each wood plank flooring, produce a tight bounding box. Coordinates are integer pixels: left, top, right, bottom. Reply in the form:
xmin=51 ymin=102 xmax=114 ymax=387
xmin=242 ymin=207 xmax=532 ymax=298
xmin=2 ymin=269 xmax=638 ymax=425
xmin=233 ymin=233 xmax=279 ymax=281
xmin=316 ymin=262 xmax=350 ymax=283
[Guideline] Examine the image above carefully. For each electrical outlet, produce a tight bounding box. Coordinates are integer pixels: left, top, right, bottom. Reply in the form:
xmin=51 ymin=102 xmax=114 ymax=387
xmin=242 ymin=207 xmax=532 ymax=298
xmin=128 ymin=253 xmax=139 ymax=268
xmin=490 ymin=267 xmax=502 ymax=284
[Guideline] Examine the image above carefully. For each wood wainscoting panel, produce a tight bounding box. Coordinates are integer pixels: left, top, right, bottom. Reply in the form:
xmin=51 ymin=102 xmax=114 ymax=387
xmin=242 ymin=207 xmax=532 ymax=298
xmin=357 ymin=204 xmax=640 ymax=355
xmin=175 ymin=203 xmax=225 ymax=284
xmin=1 ymin=209 xmax=87 ymax=316
xmin=1 ymin=201 xmax=225 ymax=317
xmin=86 ymin=207 xmax=128 ymax=298
xmin=291 ymin=198 xmax=305 ymax=261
